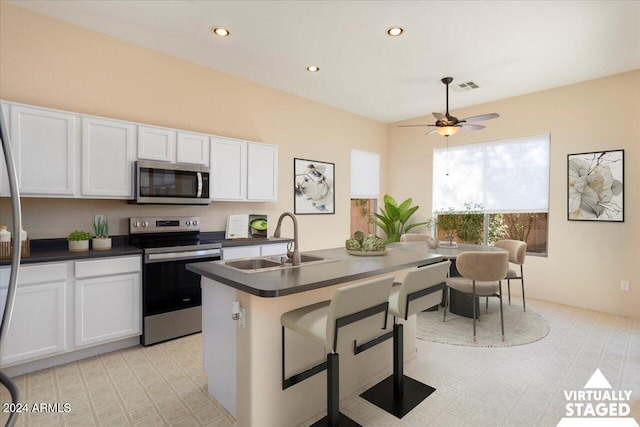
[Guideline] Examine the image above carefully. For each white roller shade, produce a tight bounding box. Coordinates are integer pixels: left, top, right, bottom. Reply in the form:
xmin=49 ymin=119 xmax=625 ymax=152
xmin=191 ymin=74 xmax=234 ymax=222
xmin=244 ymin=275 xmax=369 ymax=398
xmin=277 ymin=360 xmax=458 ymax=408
xmin=433 ymin=134 xmax=550 ymax=213
xmin=351 ymin=149 xmax=380 ymax=198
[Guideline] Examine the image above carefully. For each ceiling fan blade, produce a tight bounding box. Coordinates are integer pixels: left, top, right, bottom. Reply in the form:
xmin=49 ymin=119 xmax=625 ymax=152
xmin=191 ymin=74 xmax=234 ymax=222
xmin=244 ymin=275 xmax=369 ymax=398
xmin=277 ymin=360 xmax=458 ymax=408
xmin=432 ymin=112 xmax=446 ymax=121
xmin=398 ymin=124 xmax=429 ymax=127
xmin=461 ymin=113 xmax=500 ymax=123
xmin=459 ymin=124 xmax=485 ymax=130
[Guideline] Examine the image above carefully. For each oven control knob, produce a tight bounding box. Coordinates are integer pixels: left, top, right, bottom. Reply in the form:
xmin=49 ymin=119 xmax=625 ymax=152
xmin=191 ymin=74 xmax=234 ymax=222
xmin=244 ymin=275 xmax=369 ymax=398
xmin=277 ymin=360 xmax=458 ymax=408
xmin=186 ymin=220 xmax=192 ymax=226
xmin=142 ymin=221 xmax=149 ymax=228
xmin=193 ymin=220 xmax=198 ymax=226
xmin=132 ymin=221 xmax=140 ymax=228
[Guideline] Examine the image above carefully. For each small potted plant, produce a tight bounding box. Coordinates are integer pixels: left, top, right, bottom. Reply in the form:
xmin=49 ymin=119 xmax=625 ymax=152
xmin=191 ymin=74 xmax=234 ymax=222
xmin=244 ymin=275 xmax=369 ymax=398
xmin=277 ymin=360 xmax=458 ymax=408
xmin=91 ymin=217 xmax=112 ymax=251
xmin=67 ymin=230 xmax=92 ymax=252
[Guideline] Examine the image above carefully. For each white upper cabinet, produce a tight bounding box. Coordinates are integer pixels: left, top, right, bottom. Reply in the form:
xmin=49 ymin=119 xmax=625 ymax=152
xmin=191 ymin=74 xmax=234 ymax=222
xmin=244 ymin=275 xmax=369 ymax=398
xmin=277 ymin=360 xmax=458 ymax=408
xmin=211 ymin=137 xmax=278 ymax=202
xmin=137 ymin=125 xmax=176 ymax=163
xmin=211 ymin=136 xmax=247 ymax=200
xmin=9 ymin=104 xmax=76 ymax=196
xmin=0 ymin=103 xmax=10 ymax=196
xmin=137 ymin=126 xmax=210 ymax=166
xmin=177 ymin=131 xmax=210 ymax=166
xmin=247 ymin=142 xmax=278 ymax=201
xmin=81 ymin=117 xmax=135 ymax=198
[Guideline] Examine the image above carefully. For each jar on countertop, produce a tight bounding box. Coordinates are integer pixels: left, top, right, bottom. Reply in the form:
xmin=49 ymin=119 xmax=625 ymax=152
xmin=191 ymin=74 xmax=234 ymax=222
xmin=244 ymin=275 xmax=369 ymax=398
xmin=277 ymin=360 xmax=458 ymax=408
xmin=0 ymin=225 xmax=10 ymax=242
xmin=20 ymin=226 xmax=27 ymax=242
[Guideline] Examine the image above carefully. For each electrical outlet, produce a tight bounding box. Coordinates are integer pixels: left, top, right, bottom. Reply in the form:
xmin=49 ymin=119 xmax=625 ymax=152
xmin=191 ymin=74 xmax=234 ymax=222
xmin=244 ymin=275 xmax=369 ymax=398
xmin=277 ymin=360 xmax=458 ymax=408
xmin=94 ymin=214 xmax=104 ymax=224
xmin=239 ymin=308 xmax=246 ymax=329
xmin=621 ymin=281 xmax=629 ymax=291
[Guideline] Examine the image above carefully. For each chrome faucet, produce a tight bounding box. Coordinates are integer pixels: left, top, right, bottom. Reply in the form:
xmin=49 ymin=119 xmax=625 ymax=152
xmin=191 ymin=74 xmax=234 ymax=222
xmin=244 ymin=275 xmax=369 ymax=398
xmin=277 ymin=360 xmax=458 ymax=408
xmin=273 ymin=212 xmax=301 ymax=266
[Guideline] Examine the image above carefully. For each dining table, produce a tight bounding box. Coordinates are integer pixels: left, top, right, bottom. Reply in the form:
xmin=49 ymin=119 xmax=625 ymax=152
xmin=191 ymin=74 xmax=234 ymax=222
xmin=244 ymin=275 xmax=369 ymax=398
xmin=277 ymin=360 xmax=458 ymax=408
xmin=389 ymin=242 xmax=508 ymax=318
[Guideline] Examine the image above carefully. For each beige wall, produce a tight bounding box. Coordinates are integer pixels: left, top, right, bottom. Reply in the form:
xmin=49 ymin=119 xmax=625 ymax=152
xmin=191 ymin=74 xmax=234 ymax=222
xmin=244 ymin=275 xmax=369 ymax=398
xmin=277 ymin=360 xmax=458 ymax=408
xmin=0 ymin=3 xmax=387 ymax=251
xmin=389 ymin=70 xmax=640 ymax=317
xmin=1 ymin=3 xmax=637 ymax=317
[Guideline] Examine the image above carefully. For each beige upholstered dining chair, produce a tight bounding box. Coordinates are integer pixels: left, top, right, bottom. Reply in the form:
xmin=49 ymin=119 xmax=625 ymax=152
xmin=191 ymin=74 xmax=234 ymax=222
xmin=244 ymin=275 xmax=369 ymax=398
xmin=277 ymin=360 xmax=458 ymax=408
xmin=494 ymin=239 xmax=527 ymax=311
xmin=400 ymin=233 xmax=438 ymax=248
xmin=444 ymin=251 xmax=509 ymax=342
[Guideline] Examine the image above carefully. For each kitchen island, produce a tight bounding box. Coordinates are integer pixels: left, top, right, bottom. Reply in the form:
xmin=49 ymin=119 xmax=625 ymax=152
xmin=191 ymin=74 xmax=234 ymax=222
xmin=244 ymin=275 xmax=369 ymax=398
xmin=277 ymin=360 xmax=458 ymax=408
xmin=187 ymin=244 xmax=443 ymax=427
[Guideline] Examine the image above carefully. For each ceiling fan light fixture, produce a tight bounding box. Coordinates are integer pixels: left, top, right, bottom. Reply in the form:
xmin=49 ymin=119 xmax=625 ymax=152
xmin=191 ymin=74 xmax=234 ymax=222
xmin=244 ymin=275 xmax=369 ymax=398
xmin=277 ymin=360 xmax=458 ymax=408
xmin=211 ymin=26 xmax=230 ymax=37
xmin=436 ymin=126 xmax=459 ymax=137
xmin=387 ymin=26 xmax=404 ymax=36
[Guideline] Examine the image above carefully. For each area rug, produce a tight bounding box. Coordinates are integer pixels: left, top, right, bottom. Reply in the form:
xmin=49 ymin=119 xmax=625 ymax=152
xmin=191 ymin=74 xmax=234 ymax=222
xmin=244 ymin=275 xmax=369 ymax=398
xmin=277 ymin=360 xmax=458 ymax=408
xmin=416 ymin=298 xmax=550 ymax=347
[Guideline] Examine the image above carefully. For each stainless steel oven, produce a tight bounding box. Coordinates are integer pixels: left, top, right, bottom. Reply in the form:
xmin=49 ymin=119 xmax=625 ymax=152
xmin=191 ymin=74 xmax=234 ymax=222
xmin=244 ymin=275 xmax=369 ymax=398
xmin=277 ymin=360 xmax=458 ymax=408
xmin=132 ymin=160 xmax=210 ymax=205
xmin=129 ymin=216 xmax=221 ymax=345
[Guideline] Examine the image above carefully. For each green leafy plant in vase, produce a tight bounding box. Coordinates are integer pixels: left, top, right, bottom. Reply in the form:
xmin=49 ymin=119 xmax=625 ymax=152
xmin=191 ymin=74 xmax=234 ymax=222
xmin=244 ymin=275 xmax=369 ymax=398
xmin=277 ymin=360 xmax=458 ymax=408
xmin=67 ymin=230 xmax=91 ymax=252
xmin=371 ymin=194 xmax=432 ymax=243
xmin=91 ymin=217 xmax=112 ymax=251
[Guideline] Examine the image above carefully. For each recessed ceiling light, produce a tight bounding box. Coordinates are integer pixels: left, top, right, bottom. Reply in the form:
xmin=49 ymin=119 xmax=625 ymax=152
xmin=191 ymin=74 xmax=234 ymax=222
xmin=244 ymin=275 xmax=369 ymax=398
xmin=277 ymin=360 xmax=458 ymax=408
xmin=387 ymin=27 xmax=404 ymax=37
xmin=211 ymin=27 xmax=230 ymax=37
xmin=306 ymin=65 xmax=320 ymax=72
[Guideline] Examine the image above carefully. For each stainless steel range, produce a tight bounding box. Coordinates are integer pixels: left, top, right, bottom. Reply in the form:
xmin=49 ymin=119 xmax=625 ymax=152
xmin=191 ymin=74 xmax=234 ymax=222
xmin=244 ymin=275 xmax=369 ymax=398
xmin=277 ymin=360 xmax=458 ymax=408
xmin=129 ymin=216 xmax=221 ymax=345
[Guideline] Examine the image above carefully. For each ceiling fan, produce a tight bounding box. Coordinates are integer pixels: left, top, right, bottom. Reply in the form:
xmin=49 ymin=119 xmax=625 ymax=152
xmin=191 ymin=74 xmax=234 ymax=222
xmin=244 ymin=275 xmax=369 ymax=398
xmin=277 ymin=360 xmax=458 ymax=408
xmin=400 ymin=77 xmax=500 ymax=137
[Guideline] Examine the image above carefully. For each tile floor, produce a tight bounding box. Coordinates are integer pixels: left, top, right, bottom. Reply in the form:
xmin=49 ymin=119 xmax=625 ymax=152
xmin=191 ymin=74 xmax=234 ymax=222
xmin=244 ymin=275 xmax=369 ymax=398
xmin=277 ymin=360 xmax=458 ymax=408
xmin=1 ymin=297 xmax=638 ymax=426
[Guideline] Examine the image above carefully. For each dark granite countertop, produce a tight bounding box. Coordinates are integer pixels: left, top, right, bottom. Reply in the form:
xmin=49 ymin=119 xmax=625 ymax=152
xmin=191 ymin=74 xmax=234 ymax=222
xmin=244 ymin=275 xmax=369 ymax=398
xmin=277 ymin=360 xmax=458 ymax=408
xmin=186 ymin=243 xmax=444 ymax=298
xmin=0 ymin=236 xmax=143 ymax=265
xmin=0 ymin=233 xmax=292 ymax=266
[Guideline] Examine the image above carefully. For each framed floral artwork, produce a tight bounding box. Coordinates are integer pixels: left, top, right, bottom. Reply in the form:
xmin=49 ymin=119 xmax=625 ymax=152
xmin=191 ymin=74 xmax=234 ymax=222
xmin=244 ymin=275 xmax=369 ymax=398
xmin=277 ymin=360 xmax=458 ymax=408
xmin=294 ymin=158 xmax=335 ymax=214
xmin=568 ymin=149 xmax=624 ymax=222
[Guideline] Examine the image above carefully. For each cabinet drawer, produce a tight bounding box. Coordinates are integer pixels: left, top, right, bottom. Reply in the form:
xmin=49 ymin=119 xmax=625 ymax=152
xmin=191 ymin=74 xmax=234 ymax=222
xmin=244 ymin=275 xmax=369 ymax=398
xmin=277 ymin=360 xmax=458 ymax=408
xmin=221 ymin=246 xmax=261 ymax=261
xmin=261 ymin=243 xmax=289 ymax=257
xmin=18 ymin=263 xmax=67 ymax=286
xmin=75 ymin=256 xmax=141 ymax=278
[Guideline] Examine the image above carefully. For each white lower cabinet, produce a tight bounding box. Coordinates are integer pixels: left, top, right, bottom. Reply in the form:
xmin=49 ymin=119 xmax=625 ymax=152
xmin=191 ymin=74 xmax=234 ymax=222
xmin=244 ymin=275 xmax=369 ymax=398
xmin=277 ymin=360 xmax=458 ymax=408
xmin=75 ymin=273 xmax=140 ymax=347
xmin=0 ymin=263 xmax=67 ymax=366
xmin=0 ymin=255 xmax=141 ymax=367
xmin=74 ymin=256 xmax=141 ymax=347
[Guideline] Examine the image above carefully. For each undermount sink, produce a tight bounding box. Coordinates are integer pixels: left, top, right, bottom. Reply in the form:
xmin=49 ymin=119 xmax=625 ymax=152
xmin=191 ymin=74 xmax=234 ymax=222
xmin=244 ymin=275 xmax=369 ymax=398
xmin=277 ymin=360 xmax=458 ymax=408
xmin=220 ymin=254 xmax=333 ymax=273
xmin=223 ymin=258 xmax=282 ymax=270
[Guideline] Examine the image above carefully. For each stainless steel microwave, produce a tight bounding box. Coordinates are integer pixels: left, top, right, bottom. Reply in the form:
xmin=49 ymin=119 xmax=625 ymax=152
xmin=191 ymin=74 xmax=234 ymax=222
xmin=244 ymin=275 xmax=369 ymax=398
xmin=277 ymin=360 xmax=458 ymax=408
xmin=132 ymin=160 xmax=210 ymax=205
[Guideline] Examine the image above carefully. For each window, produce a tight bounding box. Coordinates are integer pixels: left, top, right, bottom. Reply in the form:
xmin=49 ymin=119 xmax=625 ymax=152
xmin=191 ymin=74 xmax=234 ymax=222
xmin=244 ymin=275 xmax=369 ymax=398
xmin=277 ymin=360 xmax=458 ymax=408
xmin=432 ymin=135 xmax=550 ymax=254
xmin=350 ymin=149 xmax=380 ymax=235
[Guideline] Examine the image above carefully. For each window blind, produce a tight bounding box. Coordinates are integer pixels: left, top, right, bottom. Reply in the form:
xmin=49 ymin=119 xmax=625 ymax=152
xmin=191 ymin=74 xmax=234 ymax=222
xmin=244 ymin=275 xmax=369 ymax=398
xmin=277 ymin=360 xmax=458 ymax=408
xmin=351 ymin=149 xmax=380 ymax=198
xmin=432 ymin=134 xmax=550 ymax=213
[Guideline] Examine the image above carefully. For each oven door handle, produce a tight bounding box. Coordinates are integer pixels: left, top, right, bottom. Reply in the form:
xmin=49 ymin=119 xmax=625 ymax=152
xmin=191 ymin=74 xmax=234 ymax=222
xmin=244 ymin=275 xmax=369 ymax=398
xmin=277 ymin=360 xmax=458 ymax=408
xmin=146 ymin=248 xmax=221 ymax=263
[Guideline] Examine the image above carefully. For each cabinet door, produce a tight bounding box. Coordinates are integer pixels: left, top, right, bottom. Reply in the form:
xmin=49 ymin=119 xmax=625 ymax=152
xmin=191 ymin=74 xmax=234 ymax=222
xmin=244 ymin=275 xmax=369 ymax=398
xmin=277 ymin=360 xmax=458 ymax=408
xmin=75 ymin=273 xmax=141 ymax=347
xmin=82 ymin=117 xmax=135 ymax=198
xmin=247 ymin=143 xmax=278 ymax=201
xmin=9 ymin=104 xmax=76 ymax=196
xmin=0 ymin=103 xmax=10 ymax=196
xmin=211 ymin=137 xmax=247 ymax=200
xmin=137 ymin=125 xmax=176 ymax=162
xmin=0 ymin=281 xmax=66 ymax=366
xmin=177 ymin=132 xmax=210 ymax=166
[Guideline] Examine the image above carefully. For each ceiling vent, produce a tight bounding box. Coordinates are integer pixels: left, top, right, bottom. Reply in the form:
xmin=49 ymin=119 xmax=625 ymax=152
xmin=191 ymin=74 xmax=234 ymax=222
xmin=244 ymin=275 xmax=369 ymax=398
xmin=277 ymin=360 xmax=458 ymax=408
xmin=452 ymin=81 xmax=480 ymax=93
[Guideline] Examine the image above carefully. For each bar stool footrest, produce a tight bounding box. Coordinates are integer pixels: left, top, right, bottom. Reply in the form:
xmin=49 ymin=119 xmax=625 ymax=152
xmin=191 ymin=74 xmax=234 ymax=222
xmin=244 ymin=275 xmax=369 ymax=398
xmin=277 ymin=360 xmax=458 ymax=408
xmin=310 ymin=412 xmax=362 ymax=427
xmin=360 ymin=374 xmax=435 ymax=419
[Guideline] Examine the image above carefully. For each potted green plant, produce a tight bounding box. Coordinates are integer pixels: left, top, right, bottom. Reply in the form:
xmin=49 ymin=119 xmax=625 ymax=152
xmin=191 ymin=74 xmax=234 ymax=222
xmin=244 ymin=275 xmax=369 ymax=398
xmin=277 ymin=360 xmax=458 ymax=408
xmin=91 ymin=217 xmax=111 ymax=251
xmin=371 ymin=194 xmax=432 ymax=242
xmin=67 ymin=230 xmax=92 ymax=252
